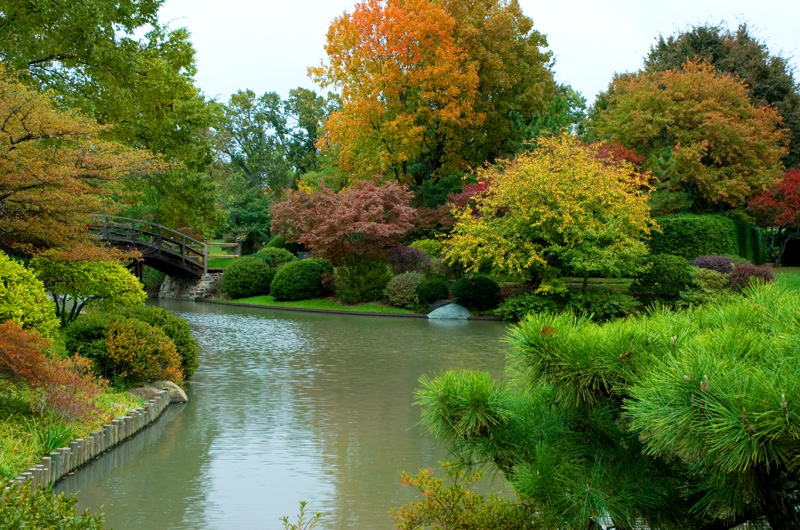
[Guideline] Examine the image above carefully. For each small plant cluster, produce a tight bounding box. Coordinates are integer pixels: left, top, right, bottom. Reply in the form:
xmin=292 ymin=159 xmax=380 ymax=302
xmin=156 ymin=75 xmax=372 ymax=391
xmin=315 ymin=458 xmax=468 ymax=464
xmin=0 ymin=485 xmax=104 ymax=529
xmin=63 ymin=306 xmax=200 ymax=388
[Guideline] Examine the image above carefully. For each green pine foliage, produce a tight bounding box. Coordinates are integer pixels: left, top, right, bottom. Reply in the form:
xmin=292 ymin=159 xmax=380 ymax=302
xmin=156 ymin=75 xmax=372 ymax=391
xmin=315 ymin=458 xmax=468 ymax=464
xmin=416 ymin=283 xmax=800 ymax=529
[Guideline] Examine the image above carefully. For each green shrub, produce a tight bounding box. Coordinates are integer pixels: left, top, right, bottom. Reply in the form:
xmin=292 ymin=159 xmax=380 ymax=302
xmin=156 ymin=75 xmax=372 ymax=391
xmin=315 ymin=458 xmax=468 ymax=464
xmin=255 ymin=247 xmax=297 ymax=269
xmin=416 ymin=277 xmax=450 ymax=305
xmin=266 ymin=235 xmax=287 ymax=248
xmin=387 ymin=246 xmax=431 ymax=274
xmin=336 ymin=259 xmax=393 ymax=304
xmin=451 ymin=276 xmax=501 ymax=311
xmin=567 ymin=292 xmax=643 ymax=322
xmin=121 ymin=306 xmax=200 ymax=380
xmin=65 ymin=313 xmax=183 ymax=386
xmin=106 ymin=319 xmax=182 ymax=386
xmin=731 ymin=218 xmax=767 ymax=265
xmin=428 ymin=258 xmax=457 ymax=280
xmin=384 ymin=272 xmax=425 ymax=309
xmin=409 ymin=239 xmax=443 ymax=258
xmin=0 ymin=250 xmax=58 ymax=338
xmin=631 ymin=254 xmax=694 ymax=301
xmin=271 ymin=258 xmax=334 ymax=301
xmin=142 ymin=266 xmax=166 ymax=289
xmin=495 ymin=292 xmax=557 ymax=322
xmin=650 ymin=214 xmax=738 ymax=260
xmin=221 ymin=256 xmax=275 ymax=299
xmin=0 ymin=485 xmax=104 ymax=529
xmin=680 ymin=267 xmax=732 ymax=306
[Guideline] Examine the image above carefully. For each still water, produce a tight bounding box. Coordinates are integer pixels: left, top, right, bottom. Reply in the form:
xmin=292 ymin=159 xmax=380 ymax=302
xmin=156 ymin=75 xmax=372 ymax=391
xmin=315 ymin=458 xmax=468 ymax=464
xmin=57 ymin=301 xmax=511 ymax=529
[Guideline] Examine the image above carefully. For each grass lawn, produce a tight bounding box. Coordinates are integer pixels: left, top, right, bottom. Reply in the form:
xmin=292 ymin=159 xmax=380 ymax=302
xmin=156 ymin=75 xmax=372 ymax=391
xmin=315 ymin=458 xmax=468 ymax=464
xmin=207 ymin=257 xmax=235 ymax=269
xmin=774 ymin=267 xmax=800 ymax=291
xmin=219 ymin=295 xmax=417 ymax=314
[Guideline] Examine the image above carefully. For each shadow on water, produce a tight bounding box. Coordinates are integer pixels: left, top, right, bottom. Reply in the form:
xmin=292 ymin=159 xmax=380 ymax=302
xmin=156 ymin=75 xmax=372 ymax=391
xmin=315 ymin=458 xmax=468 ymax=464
xmin=59 ymin=301 xmax=513 ymax=530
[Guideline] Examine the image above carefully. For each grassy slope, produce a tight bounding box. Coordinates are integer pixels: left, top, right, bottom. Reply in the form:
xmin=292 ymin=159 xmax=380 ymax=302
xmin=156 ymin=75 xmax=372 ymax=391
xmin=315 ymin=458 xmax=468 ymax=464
xmin=221 ymin=295 xmax=416 ymax=314
xmin=775 ymin=267 xmax=800 ymax=291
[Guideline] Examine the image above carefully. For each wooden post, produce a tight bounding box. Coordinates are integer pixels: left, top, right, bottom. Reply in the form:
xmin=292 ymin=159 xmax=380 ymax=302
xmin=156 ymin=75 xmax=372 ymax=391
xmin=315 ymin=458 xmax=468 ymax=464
xmin=235 ymin=237 xmax=242 ymax=257
xmin=203 ymin=238 xmax=208 ymax=274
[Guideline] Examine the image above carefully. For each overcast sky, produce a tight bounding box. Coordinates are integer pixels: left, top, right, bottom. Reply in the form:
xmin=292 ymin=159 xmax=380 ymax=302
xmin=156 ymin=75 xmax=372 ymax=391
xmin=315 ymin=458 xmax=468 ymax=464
xmin=158 ymin=0 xmax=800 ymax=105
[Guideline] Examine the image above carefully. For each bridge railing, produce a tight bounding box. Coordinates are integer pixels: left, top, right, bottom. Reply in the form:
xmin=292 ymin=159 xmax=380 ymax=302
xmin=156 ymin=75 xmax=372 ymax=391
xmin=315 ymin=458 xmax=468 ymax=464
xmin=91 ymin=215 xmax=207 ymax=274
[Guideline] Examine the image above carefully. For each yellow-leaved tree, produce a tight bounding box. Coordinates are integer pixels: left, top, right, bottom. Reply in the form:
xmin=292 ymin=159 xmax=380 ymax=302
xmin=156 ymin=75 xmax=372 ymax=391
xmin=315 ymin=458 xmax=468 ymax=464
xmin=445 ymin=134 xmax=656 ymax=283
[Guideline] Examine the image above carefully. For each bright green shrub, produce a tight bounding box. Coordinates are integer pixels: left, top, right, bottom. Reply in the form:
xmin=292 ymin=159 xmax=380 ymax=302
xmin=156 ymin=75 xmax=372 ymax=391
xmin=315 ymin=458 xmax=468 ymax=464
xmin=221 ymin=256 xmax=274 ymax=299
xmin=0 ymin=486 xmax=104 ymax=529
xmin=63 ymin=312 xmax=113 ymax=366
xmin=266 ymin=235 xmax=287 ymax=248
xmin=650 ymin=214 xmax=738 ymax=260
xmin=452 ymin=276 xmax=501 ymax=311
xmin=680 ymin=267 xmax=732 ymax=306
xmin=106 ymin=319 xmax=182 ymax=386
xmin=255 ymin=247 xmax=297 ymax=268
xmin=409 ymin=239 xmax=443 ymax=258
xmin=271 ymin=258 xmax=334 ymax=301
xmin=336 ymin=259 xmax=393 ymax=304
xmin=631 ymin=254 xmax=694 ymax=300
xmin=142 ymin=266 xmax=166 ymax=289
xmin=0 ymin=250 xmax=58 ymax=338
xmin=416 ymin=277 xmax=450 ymax=305
xmin=495 ymin=292 xmax=557 ymax=322
xmin=122 ymin=306 xmax=200 ymax=379
xmin=384 ymin=272 xmax=425 ymax=309
xmin=567 ymin=292 xmax=643 ymax=322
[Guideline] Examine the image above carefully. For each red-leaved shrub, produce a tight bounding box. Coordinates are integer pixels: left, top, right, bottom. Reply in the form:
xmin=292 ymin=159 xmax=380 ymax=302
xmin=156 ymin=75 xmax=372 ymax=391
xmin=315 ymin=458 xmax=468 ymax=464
xmin=0 ymin=321 xmax=102 ymax=420
xmin=729 ymin=263 xmax=775 ymax=290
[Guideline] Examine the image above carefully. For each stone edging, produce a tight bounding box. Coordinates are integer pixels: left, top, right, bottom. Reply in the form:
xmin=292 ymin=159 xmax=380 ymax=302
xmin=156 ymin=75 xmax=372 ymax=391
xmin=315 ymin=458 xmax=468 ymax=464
xmin=6 ymin=389 xmax=172 ymax=491
xmin=201 ymin=299 xmax=503 ymax=321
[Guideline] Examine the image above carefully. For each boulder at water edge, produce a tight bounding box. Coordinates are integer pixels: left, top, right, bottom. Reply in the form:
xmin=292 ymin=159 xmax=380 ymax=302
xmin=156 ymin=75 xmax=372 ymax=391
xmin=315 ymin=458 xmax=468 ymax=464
xmin=129 ymin=380 xmax=188 ymax=403
xmin=427 ymin=303 xmax=471 ymax=320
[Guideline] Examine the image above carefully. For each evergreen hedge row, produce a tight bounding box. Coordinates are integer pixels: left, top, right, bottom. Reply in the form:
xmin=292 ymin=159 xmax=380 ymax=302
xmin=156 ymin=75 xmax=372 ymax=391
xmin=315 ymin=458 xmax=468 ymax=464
xmin=650 ymin=214 xmax=765 ymax=264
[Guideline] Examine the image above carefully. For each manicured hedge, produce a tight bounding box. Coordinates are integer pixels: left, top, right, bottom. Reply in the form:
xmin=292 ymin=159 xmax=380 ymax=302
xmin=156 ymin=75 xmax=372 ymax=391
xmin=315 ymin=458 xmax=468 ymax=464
xmin=650 ymin=214 xmax=765 ymax=264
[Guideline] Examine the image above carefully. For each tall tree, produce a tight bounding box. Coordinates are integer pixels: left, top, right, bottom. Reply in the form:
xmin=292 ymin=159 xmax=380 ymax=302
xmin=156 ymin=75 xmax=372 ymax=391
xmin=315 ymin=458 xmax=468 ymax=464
xmin=310 ymin=0 xmax=482 ymax=183
xmin=0 ymin=65 xmax=161 ymax=254
xmin=645 ymin=24 xmax=800 ymax=169
xmin=591 ymin=62 xmax=787 ymax=213
xmin=0 ymin=1 xmax=223 ymax=234
xmin=747 ymin=170 xmax=800 ymax=265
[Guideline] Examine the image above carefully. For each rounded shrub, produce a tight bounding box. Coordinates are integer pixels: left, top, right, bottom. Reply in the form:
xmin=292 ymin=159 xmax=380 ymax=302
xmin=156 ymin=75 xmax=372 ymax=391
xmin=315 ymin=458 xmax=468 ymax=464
xmin=0 ymin=250 xmax=58 ymax=338
xmin=271 ymin=258 xmax=334 ymax=301
xmin=680 ymin=268 xmax=732 ymax=306
xmin=387 ymin=246 xmax=431 ymax=274
xmin=451 ymin=276 xmax=501 ymax=311
xmin=416 ymin=277 xmax=450 ymax=305
xmin=495 ymin=292 xmax=557 ymax=322
xmin=266 ymin=235 xmax=287 ymax=249
xmin=122 ymin=306 xmax=200 ymax=379
xmin=409 ymin=239 xmax=443 ymax=258
xmin=631 ymin=254 xmax=694 ymax=300
xmin=255 ymin=247 xmax=297 ymax=269
xmin=106 ymin=318 xmax=183 ymax=385
xmin=336 ymin=258 xmax=393 ymax=304
xmin=384 ymin=272 xmax=425 ymax=309
xmin=691 ymin=256 xmax=734 ymax=274
xmin=567 ymin=292 xmax=643 ymax=322
xmin=63 ymin=312 xmax=113 ymax=365
xmin=221 ymin=256 xmax=275 ymax=299
xmin=729 ymin=263 xmax=775 ymax=291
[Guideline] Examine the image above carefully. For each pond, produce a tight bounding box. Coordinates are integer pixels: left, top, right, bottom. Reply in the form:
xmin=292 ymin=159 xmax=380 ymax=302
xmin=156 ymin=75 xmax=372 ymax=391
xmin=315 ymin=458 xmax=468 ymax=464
xmin=57 ymin=301 xmax=512 ymax=529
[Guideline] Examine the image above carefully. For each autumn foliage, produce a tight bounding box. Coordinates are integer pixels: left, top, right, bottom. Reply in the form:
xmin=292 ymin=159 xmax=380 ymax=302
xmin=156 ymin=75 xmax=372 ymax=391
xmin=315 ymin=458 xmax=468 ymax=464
xmin=309 ymin=0 xmax=482 ymax=182
xmin=747 ymin=170 xmax=800 ymax=265
xmin=0 ymin=321 xmax=101 ymax=421
xmin=270 ymin=179 xmax=415 ymax=267
xmin=592 ymin=61 xmax=788 ymax=212
xmin=0 ymin=63 xmax=163 ymax=254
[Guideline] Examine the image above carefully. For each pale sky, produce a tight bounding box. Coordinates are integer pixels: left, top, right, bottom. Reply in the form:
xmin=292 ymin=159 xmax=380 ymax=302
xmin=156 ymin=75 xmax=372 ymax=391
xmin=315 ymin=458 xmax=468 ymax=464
xmin=158 ymin=0 xmax=800 ymax=105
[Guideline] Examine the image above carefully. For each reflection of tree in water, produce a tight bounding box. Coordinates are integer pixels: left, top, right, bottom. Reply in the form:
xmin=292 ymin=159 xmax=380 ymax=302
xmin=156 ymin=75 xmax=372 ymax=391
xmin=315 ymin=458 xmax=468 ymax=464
xmin=289 ymin=316 xmax=509 ymax=529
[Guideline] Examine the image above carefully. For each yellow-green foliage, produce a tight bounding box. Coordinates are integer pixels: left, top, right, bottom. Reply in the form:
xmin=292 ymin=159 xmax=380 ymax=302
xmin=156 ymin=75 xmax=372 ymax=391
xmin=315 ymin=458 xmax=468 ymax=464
xmin=0 ymin=251 xmax=58 ymax=338
xmin=409 ymin=239 xmax=443 ymax=258
xmin=31 ymin=253 xmax=146 ymax=325
xmin=444 ymin=134 xmax=656 ymax=281
xmin=106 ymin=319 xmax=183 ymax=385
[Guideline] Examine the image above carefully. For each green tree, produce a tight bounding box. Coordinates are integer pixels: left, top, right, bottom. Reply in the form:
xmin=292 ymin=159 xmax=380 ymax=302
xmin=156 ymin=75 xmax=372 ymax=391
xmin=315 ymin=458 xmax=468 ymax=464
xmin=31 ymin=249 xmax=146 ymax=326
xmin=0 ymin=251 xmax=58 ymax=338
xmin=644 ymin=23 xmax=800 ymax=168
xmin=591 ymin=62 xmax=788 ymax=213
xmin=444 ymin=134 xmax=655 ymax=284
xmin=417 ymin=283 xmax=800 ymax=529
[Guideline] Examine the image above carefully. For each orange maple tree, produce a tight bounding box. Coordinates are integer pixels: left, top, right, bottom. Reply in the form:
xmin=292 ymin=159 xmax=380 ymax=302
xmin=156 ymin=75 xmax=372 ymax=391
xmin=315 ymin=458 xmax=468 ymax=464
xmin=309 ymin=0 xmax=482 ymax=183
xmin=0 ymin=64 xmax=163 ymax=254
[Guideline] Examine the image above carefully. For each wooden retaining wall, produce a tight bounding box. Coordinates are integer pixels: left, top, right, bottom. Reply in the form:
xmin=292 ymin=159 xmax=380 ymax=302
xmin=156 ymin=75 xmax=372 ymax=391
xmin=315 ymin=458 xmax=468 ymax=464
xmin=6 ymin=390 xmax=172 ymax=491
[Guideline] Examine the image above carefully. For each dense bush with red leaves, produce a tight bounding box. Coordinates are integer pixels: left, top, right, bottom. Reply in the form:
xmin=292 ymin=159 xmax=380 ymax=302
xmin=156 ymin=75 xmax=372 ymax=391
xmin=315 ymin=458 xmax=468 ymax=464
xmin=729 ymin=263 xmax=775 ymax=291
xmin=0 ymin=321 xmax=101 ymax=420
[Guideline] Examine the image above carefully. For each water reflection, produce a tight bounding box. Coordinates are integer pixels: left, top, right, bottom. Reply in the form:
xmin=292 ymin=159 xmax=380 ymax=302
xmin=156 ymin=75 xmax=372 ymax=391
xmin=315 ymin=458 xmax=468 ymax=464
xmin=59 ymin=301 xmax=510 ymax=530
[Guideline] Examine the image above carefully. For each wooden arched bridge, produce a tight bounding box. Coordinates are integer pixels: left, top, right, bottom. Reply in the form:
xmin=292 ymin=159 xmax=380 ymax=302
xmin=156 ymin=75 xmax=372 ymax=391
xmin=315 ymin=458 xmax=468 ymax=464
xmin=90 ymin=215 xmax=238 ymax=279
